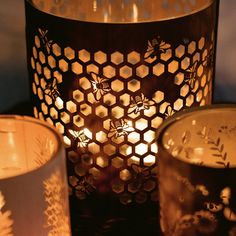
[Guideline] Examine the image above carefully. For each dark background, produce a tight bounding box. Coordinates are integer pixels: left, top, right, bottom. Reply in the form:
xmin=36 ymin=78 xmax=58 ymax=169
xmin=0 ymin=0 xmax=235 ymax=113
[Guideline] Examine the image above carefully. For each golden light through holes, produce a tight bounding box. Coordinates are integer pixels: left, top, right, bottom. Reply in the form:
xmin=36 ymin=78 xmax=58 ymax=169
xmin=30 ymin=28 xmax=215 ymax=204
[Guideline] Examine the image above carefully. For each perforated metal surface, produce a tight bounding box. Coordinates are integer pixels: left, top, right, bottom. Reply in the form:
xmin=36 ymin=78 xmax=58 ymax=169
xmin=25 ymin=0 xmax=219 ymax=234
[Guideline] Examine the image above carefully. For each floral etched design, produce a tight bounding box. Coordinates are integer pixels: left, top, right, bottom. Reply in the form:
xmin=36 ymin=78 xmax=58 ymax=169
xmin=39 ymin=28 xmax=53 ymax=54
xmin=197 ymin=126 xmax=230 ymax=168
xmin=218 ymin=125 xmax=236 ymax=137
xmin=89 ymin=72 xmax=111 ymax=101
xmin=44 ymin=170 xmax=71 ymax=236
xmin=128 ymin=93 xmax=155 ymax=114
xmin=35 ymin=136 xmax=55 ymax=166
xmin=44 ymin=77 xmax=60 ymax=100
xmin=144 ymin=36 xmax=171 ymax=60
xmin=205 ymin=187 xmax=236 ymax=222
xmin=0 ymin=191 xmax=13 ymax=236
xmin=174 ymin=210 xmax=217 ymax=236
xmin=108 ymin=119 xmax=134 ymax=139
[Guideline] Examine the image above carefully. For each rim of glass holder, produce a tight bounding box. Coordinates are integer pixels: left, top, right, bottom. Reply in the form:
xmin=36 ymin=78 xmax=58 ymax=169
xmin=157 ymin=104 xmax=236 ymax=169
xmin=0 ymin=115 xmax=64 ymax=180
xmin=25 ymin=0 xmax=217 ymax=24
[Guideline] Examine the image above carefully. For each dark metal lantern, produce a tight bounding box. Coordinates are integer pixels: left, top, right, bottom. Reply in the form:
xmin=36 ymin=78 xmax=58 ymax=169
xmin=25 ymin=0 xmax=219 ymax=234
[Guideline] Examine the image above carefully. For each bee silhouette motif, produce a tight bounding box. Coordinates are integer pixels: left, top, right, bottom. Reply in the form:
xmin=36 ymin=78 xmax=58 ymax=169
xmin=44 ymin=77 xmax=60 ymax=100
xmin=108 ymin=119 xmax=134 ymax=139
xmin=184 ymin=61 xmax=199 ymax=89
xmin=38 ymin=28 xmax=53 ymax=54
xmin=144 ymin=36 xmax=171 ymax=61
xmin=68 ymin=129 xmax=90 ymax=148
xmin=128 ymin=93 xmax=155 ymax=114
xmin=89 ymin=72 xmax=111 ymax=101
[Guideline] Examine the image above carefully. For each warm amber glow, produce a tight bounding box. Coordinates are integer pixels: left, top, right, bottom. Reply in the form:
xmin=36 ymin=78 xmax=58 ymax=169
xmin=55 ymin=97 xmax=64 ymax=109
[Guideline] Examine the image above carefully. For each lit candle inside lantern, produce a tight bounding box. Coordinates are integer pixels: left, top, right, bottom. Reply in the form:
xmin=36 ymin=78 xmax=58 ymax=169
xmin=126 ymin=120 xmax=157 ymax=166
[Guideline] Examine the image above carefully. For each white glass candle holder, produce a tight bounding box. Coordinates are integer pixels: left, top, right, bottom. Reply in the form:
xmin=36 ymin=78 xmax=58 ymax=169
xmin=158 ymin=105 xmax=236 ymax=236
xmin=0 ymin=115 xmax=71 ymax=236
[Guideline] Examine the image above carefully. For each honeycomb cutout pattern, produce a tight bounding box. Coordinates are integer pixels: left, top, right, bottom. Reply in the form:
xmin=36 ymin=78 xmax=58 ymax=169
xmin=30 ymin=27 xmax=215 ymax=205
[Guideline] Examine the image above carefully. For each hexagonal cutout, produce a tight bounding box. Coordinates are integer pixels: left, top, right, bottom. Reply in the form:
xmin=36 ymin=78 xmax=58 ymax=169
xmin=64 ymin=47 xmax=75 ymax=60
xmin=103 ymin=144 xmax=116 ymax=155
xmin=78 ymin=49 xmax=90 ymax=62
xmin=153 ymin=90 xmax=164 ymax=103
xmin=112 ymin=181 xmax=124 ymax=194
xmin=120 ymin=93 xmax=131 ymax=106
xmin=48 ymin=55 xmax=56 ymax=69
xmin=111 ymin=79 xmax=124 ymax=92
xmin=55 ymin=122 xmax=64 ymax=134
xmin=160 ymin=49 xmax=172 ymax=61
xmin=136 ymin=65 xmax=149 ymax=78
xmin=135 ymin=143 xmax=148 ymax=155
xmin=175 ymin=44 xmax=185 ymax=58
xmin=72 ymin=62 xmax=83 ymax=75
xmin=66 ymin=101 xmax=77 ymax=113
xmin=88 ymin=143 xmax=101 ymax=154
xmin=174 ymin=72 xmax=185 ymax=85
xmin=180 ymin=84 xmax=190 ymax=97
xmin=95 ymin=105 xmax=108 ymax=118
xmin=52 ymin=43 xmax=61 ymax=57
xmin=186 ymin=94 xmax=194 ymax=107
xmin=60 ymin=111 xmax=70 ymax=124
xmin=80 ymin=104 xmax=92 ymax=116
xmin=103 ymin=93 xmax=116 ymax=106
xmin=127 ymin=51 xmax=140 ymax=65
xmin=39 ymin=51 xmax=46 ymax=64
xmin=73 ymin=115 xmax=84 ymax=128
xmin=111 ymin=106 xmax=124 ymax=119
xmin=95 ymin=131 xmax=108 ymax=143
xmin=72 ymin=89 xmax=84 ymax=103
xmin=143 ymin=130 xmax=155 ymax=143
xmin=103 ymin=65 xmax=116 ymax=78
xmin=188 ymin=41 xmax=196 ymax=54
xmin=143 ymin=155 xmax=156 ymax=166
xmin=168 ymin=60 xmax=179 ymax=74
xmin=153 ymin=63 xmax=164 ymax=76
xmin=34 ymin=35 xmax=40 ymax=48
xmin=120 ymin=144 xmax=132 ymax=156
xmin=94 ymin=51 xmax=107 ymax=64
xmin=112 ymin=157 xmax=124 ymax=169
xmin=120 ymin=169 xmax=131 ymax=181
xmin=151 ymin=116 xmax=163 ymax=129
xmin=135 ymin=118 xmax=148 ymax=131
xmin=181 ymin=57 xmax=190 ymax=70
xmin=127 ymin=79 xmax=140 ymax=92
xmin=198 ymin=37 xmax=205 ymax=50
xmin=96 ymin=156 xmax=109 ymax=168
xmin=128 ymin=132 xmax=140 ymax=144
xmin=120 ymin=65 xmax=132 ymax=79
xmin=59 ymin=59 xmax=68 ymax=72
xmin=111 ymin=51 xmax=124 ymax=65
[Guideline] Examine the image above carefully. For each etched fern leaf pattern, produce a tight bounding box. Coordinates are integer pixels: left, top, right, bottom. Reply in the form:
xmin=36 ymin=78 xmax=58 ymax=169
xmin=0 ymin=191 xmax=13 ymax=236
xmin=35 ymin=136 xmax=55 ymax=166
xmin=43 ymin=170 xmax=70 ymax=236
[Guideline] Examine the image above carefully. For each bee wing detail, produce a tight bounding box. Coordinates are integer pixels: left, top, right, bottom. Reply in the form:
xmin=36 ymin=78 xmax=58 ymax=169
xmin=68 ymin=129 xmax=78 ymax=138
